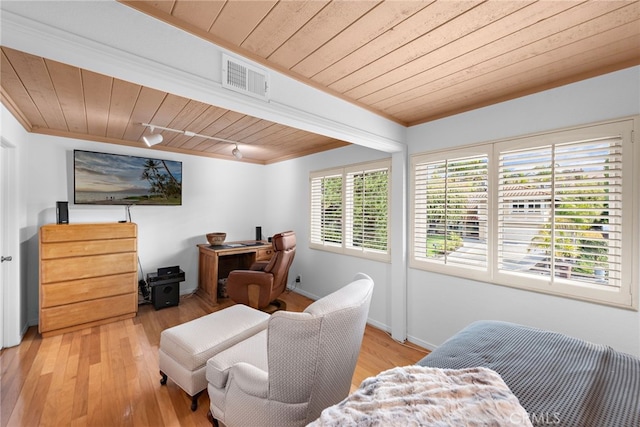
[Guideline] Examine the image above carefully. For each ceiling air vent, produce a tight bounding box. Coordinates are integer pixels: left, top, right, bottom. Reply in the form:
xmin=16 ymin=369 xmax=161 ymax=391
xmin=222 ymin=54 xmax=269 ymax=101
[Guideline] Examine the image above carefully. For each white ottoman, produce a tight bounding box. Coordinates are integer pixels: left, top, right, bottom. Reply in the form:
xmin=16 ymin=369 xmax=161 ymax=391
xmin=159 ymin=304 xmax=270 ymax=410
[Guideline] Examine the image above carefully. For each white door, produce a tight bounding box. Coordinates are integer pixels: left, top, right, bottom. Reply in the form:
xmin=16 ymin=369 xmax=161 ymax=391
xmin=1 ymin=142 xmax=7 ymax=350
xmin=1 ymin=140 xmax=19 ymax=349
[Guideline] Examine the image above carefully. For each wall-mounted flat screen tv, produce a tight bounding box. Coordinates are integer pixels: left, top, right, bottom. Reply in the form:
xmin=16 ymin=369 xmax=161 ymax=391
xmin=74 ymin=150 xmax=182 ymax=206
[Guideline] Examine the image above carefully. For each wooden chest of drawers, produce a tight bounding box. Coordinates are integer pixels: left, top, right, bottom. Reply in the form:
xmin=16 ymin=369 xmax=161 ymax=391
xmin=39 ymin=222 xmax=138 ymax=337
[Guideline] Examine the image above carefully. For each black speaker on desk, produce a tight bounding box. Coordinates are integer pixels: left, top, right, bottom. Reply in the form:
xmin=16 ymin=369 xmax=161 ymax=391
xmin=151 ymin=282 xmax=179 ymax=310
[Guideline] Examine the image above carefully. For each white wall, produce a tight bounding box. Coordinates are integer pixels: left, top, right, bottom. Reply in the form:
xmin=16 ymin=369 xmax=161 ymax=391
xmin=19 ymin=132 xmax=267 ymax=326
xmin=405 ymin=66 xmax=640 ymax=356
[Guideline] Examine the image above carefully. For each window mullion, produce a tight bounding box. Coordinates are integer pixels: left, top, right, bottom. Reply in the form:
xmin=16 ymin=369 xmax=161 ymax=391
xmin=443 ymin=160 xmax=449 ymax=261
xmin=550 ymin=146 xmax=557 ymax=282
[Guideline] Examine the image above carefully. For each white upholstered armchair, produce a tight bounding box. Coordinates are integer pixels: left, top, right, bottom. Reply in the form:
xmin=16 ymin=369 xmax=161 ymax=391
xmin=206 ymin=273 xmax=374 ymax=427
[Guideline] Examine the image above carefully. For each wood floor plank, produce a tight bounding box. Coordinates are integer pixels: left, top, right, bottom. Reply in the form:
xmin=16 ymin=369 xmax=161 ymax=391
xmin=50 ymin=333 xmax=81 ymax=426
xmin=138 ymin=320 xmax=181 ymax=427
xmin=39 ymin=332 xmax=73 ymax=425
xmin=86 ymin=362 xmax=103 ymax=427
xmin=5 ymin=329 xmax=55 ymax=426
xmin=0 ymin=328 xmax=40 ymax=427
xmin=40 ymin=334 xmax=62 ymax=375
xmin=1 ymin=290 xmax=429 ymax=426
xmin=71 ymin=333 xmax=91 ymax=422
xmin=23 ymin=372 xmax=52 ymax=426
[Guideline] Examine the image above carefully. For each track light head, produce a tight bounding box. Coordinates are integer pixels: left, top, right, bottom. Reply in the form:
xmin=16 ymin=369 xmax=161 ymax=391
xmin=232 ymin=144 xmax=243 ymax=159
xmin=142 ymin=133 xmax=163 ymax=146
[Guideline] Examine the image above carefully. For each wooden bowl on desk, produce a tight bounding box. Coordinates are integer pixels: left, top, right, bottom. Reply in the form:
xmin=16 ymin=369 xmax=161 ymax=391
xmin=206 ymin=232 xmax=226 ymax=245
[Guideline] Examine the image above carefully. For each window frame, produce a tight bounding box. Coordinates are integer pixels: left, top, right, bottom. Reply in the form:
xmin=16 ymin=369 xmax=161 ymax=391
xmin=410 ymin=117 xmax=638 ymax=309
xmin=310 ymin=159 xmax=392 ymax=262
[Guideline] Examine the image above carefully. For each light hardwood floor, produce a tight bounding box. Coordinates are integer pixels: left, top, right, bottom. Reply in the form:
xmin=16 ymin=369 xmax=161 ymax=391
xmin=1 ymin=290 xmax=429 ymax=426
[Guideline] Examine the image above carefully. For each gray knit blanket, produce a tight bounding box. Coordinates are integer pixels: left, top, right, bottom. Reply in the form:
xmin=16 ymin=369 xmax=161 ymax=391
xmin=308 ymin=366 xmax=532 ymax=426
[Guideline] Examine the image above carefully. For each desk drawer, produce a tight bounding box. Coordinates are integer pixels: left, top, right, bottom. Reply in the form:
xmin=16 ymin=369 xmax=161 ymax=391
xmin=256 ymin=248 xmax=274 ymax=261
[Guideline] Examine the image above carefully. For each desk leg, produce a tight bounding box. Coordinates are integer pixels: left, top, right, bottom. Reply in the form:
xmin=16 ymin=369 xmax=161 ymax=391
xmin=197 ymin=248 xmax=219 ymax=305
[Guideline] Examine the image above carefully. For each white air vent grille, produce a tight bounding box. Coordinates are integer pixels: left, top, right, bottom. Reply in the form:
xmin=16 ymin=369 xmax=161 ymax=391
xmin=222 ymin=54 xmax=269 ymax=100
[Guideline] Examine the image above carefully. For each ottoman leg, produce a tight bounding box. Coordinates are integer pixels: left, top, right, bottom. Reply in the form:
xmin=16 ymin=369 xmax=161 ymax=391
xmin=160 ymin=371 xmax=168 ymax=385
xmin=191 ymin=391 xmax=203 ymax=411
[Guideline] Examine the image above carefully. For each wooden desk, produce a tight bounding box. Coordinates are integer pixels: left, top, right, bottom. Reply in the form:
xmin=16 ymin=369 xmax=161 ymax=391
xmin=196 ymin=241 xmax=273 ymax=305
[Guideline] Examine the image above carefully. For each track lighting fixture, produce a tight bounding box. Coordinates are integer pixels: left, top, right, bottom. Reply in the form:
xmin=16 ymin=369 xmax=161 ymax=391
xmin=142 ymin=125 xmax=164 ymax=146
xmin=141 ymin=123 xmax=244 ymax=159
xmin=232 ymin=144 xmax=243 ymax=159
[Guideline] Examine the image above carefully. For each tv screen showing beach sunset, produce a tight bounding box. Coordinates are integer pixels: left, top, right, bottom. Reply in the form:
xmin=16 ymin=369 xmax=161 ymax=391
xmin=74 ymin=150 xmax=182 ymax=205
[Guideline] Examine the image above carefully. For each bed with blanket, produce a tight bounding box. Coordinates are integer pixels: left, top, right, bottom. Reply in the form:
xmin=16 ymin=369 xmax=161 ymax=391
xmin=311 ymin=320 xmax=640 ymax=427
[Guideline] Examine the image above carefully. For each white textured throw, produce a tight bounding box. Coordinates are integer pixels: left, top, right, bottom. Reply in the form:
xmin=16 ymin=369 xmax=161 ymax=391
xmin=308 ymin=366 xmax=533 ymax=426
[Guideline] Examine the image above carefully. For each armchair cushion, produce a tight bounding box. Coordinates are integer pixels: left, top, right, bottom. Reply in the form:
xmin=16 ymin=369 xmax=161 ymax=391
xmin=206 ymin=329 xmax=268 ymax=388
xmin=232 ymin=363 xmax=269 ymax=398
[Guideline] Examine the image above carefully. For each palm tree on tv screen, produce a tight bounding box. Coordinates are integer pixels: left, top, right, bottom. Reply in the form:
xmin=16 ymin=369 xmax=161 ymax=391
xmin=141 ymin=159 xmax=181 ymax=201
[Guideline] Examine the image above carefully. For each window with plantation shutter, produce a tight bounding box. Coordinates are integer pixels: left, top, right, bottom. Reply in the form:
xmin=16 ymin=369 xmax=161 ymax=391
xmin=410 ymin=117 xmax=637 ymax=308
xmin=496 ymin=133 xmax=626 ymax=296
xmin=310 ymin=160 xmax=391 ymax=261
xmin=411 ymin=151 xmax=489 ymax=273
xmin=310 ymin=171 xmax=343 ymax=248
xmin=345 ymin=162 xmax=389 ymax=258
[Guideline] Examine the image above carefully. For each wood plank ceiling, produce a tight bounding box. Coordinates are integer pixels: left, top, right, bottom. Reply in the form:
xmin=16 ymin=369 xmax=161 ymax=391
xmin=0 ymin=46 xmax=349 ymax=164
xmin=2 ymin=0 xmax=639 ymax=163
